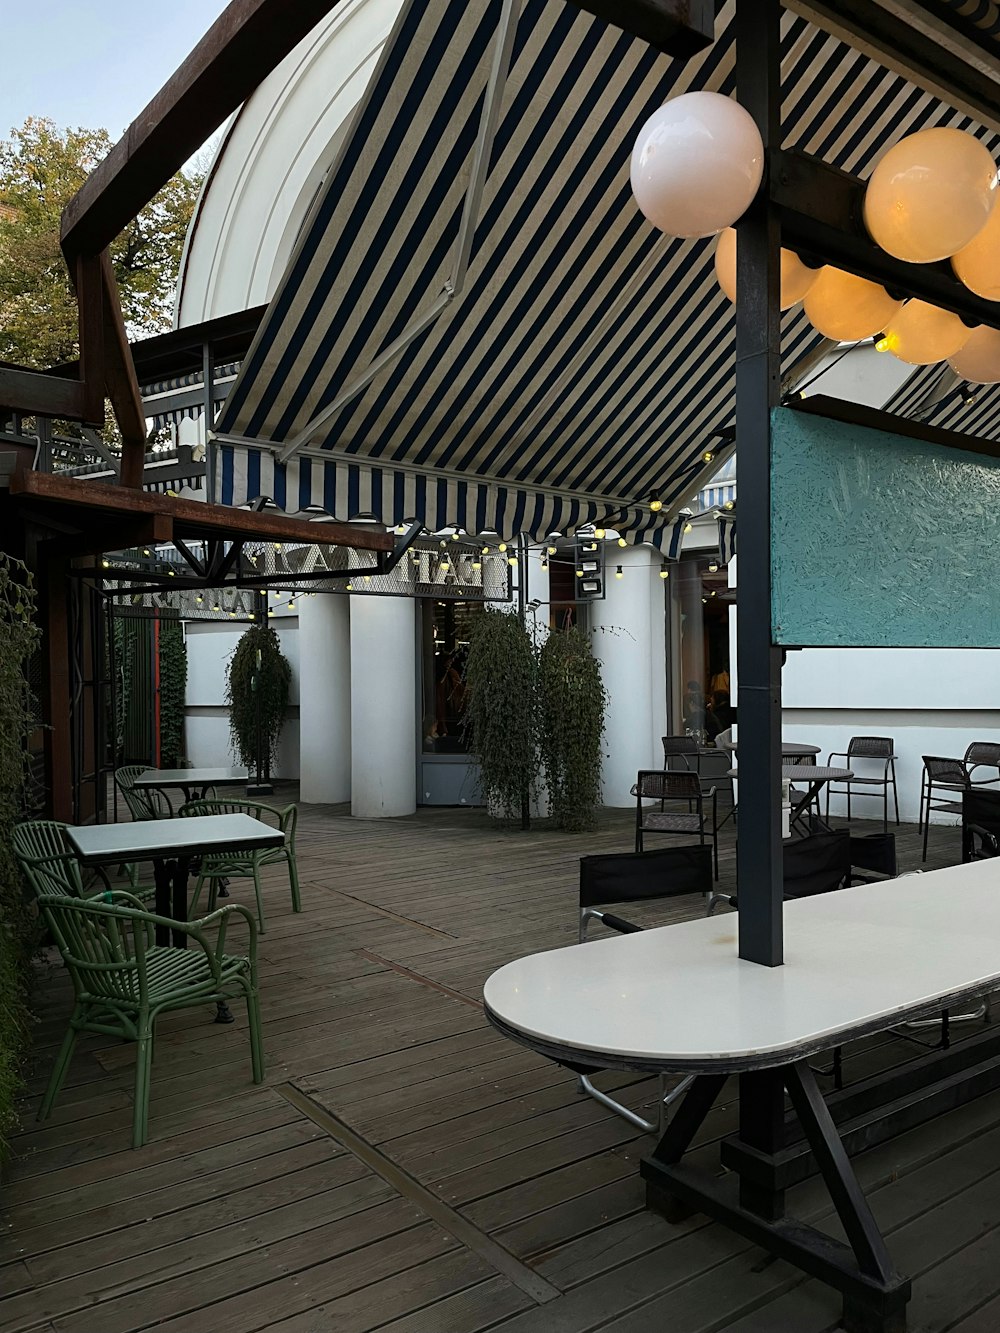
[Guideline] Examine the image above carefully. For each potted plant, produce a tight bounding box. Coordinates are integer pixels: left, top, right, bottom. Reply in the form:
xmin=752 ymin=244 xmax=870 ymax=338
xmin=225 ymin=623 xmax=291 ymax=790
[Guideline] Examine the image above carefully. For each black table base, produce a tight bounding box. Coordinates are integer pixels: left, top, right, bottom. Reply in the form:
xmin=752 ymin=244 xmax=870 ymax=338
xmin=641 ymin=1063 xmax=911 ymax=1333
xmin=151 ymin=852 xmax=232 ymax=1023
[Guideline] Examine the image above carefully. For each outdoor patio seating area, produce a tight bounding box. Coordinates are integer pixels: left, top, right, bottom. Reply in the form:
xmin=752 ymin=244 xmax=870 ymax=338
xmin=5 ymin=796 xmax=1000 ymax=1333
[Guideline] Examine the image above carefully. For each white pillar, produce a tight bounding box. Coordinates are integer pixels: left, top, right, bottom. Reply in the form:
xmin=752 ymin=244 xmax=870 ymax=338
xmin=297 ymin=593 xmax=351 ymax=803
xmin=350 ymin=595 xmax=417 ymax=817
xmin=591 ymin=544 xmax=663 ymax=807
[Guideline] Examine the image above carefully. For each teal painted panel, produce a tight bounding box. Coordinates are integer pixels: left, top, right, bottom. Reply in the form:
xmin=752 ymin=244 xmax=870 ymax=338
xmin=771 ymin=407 xmax=1000 ymax=647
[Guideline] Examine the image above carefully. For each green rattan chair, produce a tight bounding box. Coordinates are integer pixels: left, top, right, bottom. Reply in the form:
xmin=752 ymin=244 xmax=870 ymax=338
xmin=115 ymin=765 xmax=174 ymax=820
xmin=13 ymin=820 xmax=87 ymax=899
xmin=38 ymin=895 xmax=263 ymax=1148
xmin=179 ymin=798 xmax=301 ymax=935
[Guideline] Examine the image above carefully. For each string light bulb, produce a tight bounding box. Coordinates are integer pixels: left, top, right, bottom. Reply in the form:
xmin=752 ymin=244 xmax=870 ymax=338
xmin=440 ymin=560 xmax=450 ymax=571
xmin=659 ymin=566 xmax=669 ymax=580
xmin=101 ymin=558 xmax=110 ymax=568
xmin=708 ymin=560 xmax=719 ymax=573
xmin=498 ymin=542 xmax=507 ymax=552
xmin=547 ymin=545 xmax=557 ymax=555
xmin=649 ymin=497 xmax=663 ymax=513
xmin=507 ymin=556 xmax=518 ymax=567
xmin=702 ymin=451 xmax=715 ymax=464
xmin=724 ymin=500 xmax=735 ymax=511
xmin=472 ymin=559 xmax=482 ymax=571
xmin=617 ymin=537 xmax=627 ymax=548
xmin=345 ymin=581 xmax=354 ymax=591
xmin=684 ymin=522 xmax=694 ymax=534
xmin=451 ymin=530 xmax=460 ymax=541
xmin=248 ymin=612 xmax=255 ymax=620
xmin=595 ymin=528 xmax=606 ymax=540
xmin=615 ymin=565 xmax=624 ymax=579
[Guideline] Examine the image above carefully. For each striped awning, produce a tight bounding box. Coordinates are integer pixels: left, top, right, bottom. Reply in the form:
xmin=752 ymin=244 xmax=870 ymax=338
xmin=214 ymin=0 xmax=1000 ymax=545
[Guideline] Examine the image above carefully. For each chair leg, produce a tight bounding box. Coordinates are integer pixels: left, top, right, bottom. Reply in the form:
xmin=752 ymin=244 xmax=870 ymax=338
xmin=252 ymin=863 xmax=266 ymax=934
xmin=189 ymin=873 xmax=206 ymax=916
xmin=38 ymin=1021 xmax=80 ymax=1122
xmin=892 ymin=765 xmax=900 ymax=825
xmin=246 ymin=989 xmax=265 ymax=1083
xmin=132 ymin=1023 xmax=154 ymax=1149
xmin=922 ymin=788 xmax=931 ymax=863
xmin=286 ymin=852 xmax=302 ymax=914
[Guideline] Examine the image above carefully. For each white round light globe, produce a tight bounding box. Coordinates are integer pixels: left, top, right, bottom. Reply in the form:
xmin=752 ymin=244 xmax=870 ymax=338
xmin=631 ymin=92 xmax=764 ymax=238
xmin=948 ymin=325 xmax=1000 ymax=383
xmin=714 ymin=227 xmax=818 ymax=309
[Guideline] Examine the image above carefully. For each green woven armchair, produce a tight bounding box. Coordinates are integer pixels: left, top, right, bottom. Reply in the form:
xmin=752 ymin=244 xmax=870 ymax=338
xmin=115 ymin=765 xmax=174 ymax=820
xmin=179 ymin=798 xmax=301 ymax=934
xmin=38 ymin=895 xmax=263 ymax=1148
xmin=13 ymin=820 xmax=87 ymax=899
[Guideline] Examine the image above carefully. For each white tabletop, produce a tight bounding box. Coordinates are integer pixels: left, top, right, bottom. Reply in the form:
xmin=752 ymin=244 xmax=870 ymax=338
xmin=722 ymin=741 xmax=821 ymax=756
xmin=66 ymin=814 xmax=283 ymax=864
xmin=133 ymin=768 xmax=249 ymax=789
xmin=483 ymin=859 xmax=1000 ymax=1074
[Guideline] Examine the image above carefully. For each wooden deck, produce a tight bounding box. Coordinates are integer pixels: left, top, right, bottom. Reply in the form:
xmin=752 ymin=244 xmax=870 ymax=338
xmin=3 ymin=799 xmax=999 ymax=1333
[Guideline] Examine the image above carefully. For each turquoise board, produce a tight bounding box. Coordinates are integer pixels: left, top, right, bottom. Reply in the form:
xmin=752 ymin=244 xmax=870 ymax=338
xmin=770 ymin=407 xmax=1000 ymax=647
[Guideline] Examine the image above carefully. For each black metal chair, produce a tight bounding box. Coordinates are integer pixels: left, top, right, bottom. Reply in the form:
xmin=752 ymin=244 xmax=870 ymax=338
xmin=919 ymin=755 xmax=970 ymax=862
xmin=577 ymin=845 xmax=713 ymax=1133
xmin=964 ymin=742 xmax=1000 ymax=791
xmin=824 ymin=736 xmax=898 ymax=831
xmin=661 ymin=735 xmax=699 ymax=771
xmin=633 ymin=770 xmax=718 ymax=878
xmin=962 ymin=788 xmax=1000 ymax=862
xmin=707 ymin=831 xmax=852 ymax=916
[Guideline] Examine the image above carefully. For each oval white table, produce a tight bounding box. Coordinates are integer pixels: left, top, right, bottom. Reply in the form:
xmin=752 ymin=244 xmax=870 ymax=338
xmin=484 ymin=861 xmax=1000 ymax=1333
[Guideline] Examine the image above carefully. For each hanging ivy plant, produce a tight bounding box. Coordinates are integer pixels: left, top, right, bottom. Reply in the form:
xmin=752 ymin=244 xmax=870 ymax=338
xmin=538 ymin=626 xmax=608 ymax=832
xmin=225 ymin=623 xmax=291 ymax=773
xmin=0 ymin=555 xmax=40 ymax=1157
xmin=462 ymin=610 xmax=539 ymax=825
xmin=157 ymin=618 xmax=187 ymax=767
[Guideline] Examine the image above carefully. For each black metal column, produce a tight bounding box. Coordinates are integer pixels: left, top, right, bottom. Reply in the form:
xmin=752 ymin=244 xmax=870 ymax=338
xmin=735 ymin=0 xmax=783 ymax=967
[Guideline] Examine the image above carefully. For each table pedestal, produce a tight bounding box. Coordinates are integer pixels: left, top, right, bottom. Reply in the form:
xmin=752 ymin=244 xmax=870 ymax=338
xmin=151 ymin=854 xmax=233 ymax=1023
xmin=641 ymin=1063 xmax=910 ymax=1333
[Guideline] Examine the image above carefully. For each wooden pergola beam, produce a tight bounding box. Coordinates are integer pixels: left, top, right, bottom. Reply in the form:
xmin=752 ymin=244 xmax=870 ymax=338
xmin=562 ymin=0 xmax=715 ymax=55
xmin=60 ymin=0 xmax=349 ymax=259
xmin=9 ymin=471 xmax=395 ymax=553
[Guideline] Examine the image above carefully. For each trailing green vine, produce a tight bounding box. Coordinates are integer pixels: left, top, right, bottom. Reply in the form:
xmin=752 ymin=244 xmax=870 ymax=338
xmin=538 ymin=626 xmax=607 ymax=831
xmin=0 ymin=554 xmax=41 ymax=1157
xmin=462 ymin=610 xmax=539 ymax=825
xmin=225 ymin=624 xmax=291 ymax=774
xmin=157 ymin=618 xmax=187 ymax=767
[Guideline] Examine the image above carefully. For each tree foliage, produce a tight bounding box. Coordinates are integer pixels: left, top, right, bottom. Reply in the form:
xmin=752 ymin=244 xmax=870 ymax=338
xmin=226 ymin=625 xmax=292 ymax=775
xmin=462 ymin=610 xmax=539 ymax=823
xmin=0 ymin=117 xmax=203 ymax=367
xmin=538 ymin=626 xmax=607 ymax=831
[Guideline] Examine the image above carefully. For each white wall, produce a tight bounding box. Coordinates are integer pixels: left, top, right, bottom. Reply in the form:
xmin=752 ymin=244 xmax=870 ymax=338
xmin=184 ymin=618 xmax=300 ymax=778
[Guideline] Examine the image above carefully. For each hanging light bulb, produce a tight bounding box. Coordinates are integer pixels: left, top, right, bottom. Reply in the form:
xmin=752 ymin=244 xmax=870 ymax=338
xmin=472 ymin=559 xmax=482 ymax=571
xmin=617 ymin=537 xmax=627 ymax=548
xmin=615 ymin=565 xmax=624 ymax=579
xmin=345 ymin=581 xmax=354 ymax=591
xmin=684 ymin=522 xmax=693 ymax=534
xmin=288 ymin=600 xmax=295 ymax=610
xmin=213 ymin=603 xmax=221 ymax=612
xmin=196 ymin=594 xmax=203 ymax=604
xmin=649 ymin=497 xmax=663 ymax=513
xmin=863 ymin=127 xmax=997 ymax=263
xmin=101 ymin=558 xmax=110 ymax=569
xmin=575 ymin=569 xmax=584 ymax=578
xmin=803 ymin=267 xmax=902 ymax=342
xmin=547 ymin=544 xmax=557 ymax=555
xmin=880 ymin=300 xmax=971 ymax=365
xmin=659 ymin=566 xmax=669 ymax=580
xmin=481 ymin=545 xmax=489 ymax=555
xmin=723 ymin=499 xmax=735 ymax=511
xmin=440 ymin=559 xmax=450 ymax=571
xmin=708 ymin=560 xmax=719 ymax=572
xmin=631 ymin=92 xmax=764 ymax=238
xmin=594 ymin=528 xmax=606 ymax=540
xmin=702 ymin=451 xmax=715 ymax=464
xmin=540 ymin=558 xmax=548 ymax=569
xmin=248 ymin=612 xmax=255 ymax=620
xmin=498 ymin=542 xmax=507 ymax=553
xmin=451 ymin=531 xmax=461 ymax=541
xmin=713 ymin=227 xmax=817 ymax=308
xmin=952 ymin=203 xmax=1000 ymax=299
xmin=948 ymin=325 xmax=1000 ymax=383
xmin=507 ymin=555 xmax=518 ymax=567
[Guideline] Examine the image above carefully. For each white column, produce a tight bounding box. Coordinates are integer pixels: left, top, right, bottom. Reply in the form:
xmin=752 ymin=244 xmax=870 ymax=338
xmin=591 ymin=544 xmax=662 ymax=807
xmin=350 ymin=595 xmax=417 ymax=817
xmin=297 ymin=593 xmax=351 ymax=803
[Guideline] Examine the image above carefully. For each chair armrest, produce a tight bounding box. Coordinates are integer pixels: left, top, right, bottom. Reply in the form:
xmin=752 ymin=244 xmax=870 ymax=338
xmin=137 ymin=903 xmax=259 ymax=978
xmin=827 ymin=751 xmax=848 ymax=765
xmin=593 ymin=911 xmax=643 ymax=935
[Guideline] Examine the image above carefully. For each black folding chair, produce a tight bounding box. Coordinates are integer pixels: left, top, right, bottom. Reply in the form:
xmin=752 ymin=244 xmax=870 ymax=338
xmin=962 ymin=788 xmax=1000 ymax=863
xmin=577 ymin=845 xmax=713 ymax=1133
xmin=849 ymin=832 xmax=898 ymax=883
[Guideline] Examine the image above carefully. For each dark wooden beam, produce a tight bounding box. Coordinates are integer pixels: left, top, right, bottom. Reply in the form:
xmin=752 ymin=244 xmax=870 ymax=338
xmin=0 ymin=366 xmax=87 ymax=419
xmin=75 ymin=253 xmax=105 ymax=426
xmin=773 ymin=149 xmax=1000 ymax=330
xmin=787 ymin=0 xmax=1000 ymax=132
xmin=60 ymin=0 xmax=349 ymax=258
xmin=562 ymin=0 xmax=715 ymax=55
xmin=791 ymin=394 xmax=1000 ymax=461
xmin=9 ymin=470 xmax=395 ymax=552
xmin=48 ymin=515 xmax=173 ymax=559
xmin=99 ymin=253 xmax=148 ymax=488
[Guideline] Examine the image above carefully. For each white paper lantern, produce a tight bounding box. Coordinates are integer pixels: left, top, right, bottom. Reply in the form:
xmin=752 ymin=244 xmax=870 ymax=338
xmin=880 ymin=300 xmax=971 ymax=365
xmin=714 ymin=228 xmax=818 ymax=309
xmin=952 ymin=203 xmax=1000 ymax=300
xmin=803 ymin=266 xmax=902 ymax=342
xmin=863 ymin=127 xmax=998 ymax=263
xmin=948 ymin=325 xmax=1000 ymax=383
xmin=631 ymin=92 xmax=764 ymax=238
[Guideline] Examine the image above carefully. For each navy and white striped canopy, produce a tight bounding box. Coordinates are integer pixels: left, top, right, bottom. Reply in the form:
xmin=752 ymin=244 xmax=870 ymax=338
xmin=214 ymin=0 xmax=1000 ymax=545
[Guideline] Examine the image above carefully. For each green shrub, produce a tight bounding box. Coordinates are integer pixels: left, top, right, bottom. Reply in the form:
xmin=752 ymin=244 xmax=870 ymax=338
xmin=538 ymin=626 xmax=607 ymax=831
xmin=225 ymin=624 xmax=291 ymax=774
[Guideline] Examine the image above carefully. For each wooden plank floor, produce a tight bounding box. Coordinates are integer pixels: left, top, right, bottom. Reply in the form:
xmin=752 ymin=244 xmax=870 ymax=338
xmin=3 ymin=794 xmax=996 ymax=1333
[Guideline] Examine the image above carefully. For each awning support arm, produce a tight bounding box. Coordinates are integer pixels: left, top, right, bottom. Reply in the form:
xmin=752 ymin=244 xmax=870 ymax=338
xmin=274 ymin=0 xmax=522 ymax=466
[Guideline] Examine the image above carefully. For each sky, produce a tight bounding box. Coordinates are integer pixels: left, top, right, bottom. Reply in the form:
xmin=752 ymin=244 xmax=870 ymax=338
xmin=4 ymin=0 xmax=232 ymax=141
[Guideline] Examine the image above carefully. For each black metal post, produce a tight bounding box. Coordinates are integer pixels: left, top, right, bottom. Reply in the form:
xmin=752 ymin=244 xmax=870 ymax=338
xmin=735 ymin=0 xmax=783 ymax=967
xmin=517 ymin=532 xmax=530 ymax=831
xmin=202 ymin=340 xmax=216 ymax=505
xmin=246 ymin=588 xmax=273 ymax=796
